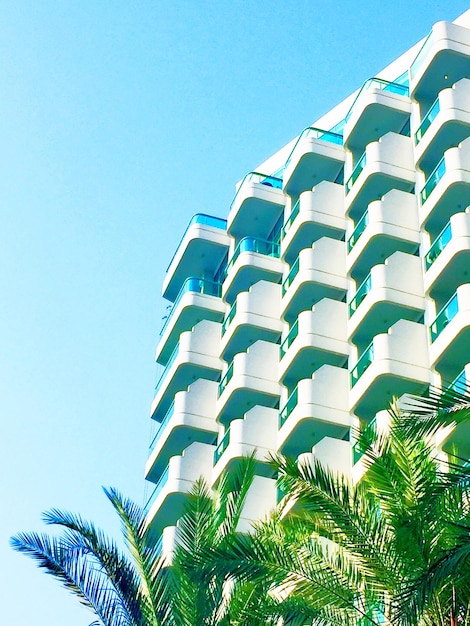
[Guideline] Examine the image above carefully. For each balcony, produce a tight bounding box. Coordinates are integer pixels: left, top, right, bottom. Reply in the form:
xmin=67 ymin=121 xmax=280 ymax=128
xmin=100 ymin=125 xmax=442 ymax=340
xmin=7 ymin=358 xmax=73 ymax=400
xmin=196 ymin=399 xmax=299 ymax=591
xmin=424 ymin=211 xmax=470 ymax=300
xmin=281 ymin=238 xmax=347 ymax=324
xmin=150 ymin=320 xmax=223 ymax=418
xmin=216 ymin=340 xmax=281 ymax=425
xmin=236 ymin=475 xmax=278 ymax=533
xmin=346 ymin=189 xmax=420 ymax=283
xmin=156 ymin=277 xmax=225 ymax=364
xmin=349 ymin=320 xmax=430 ymax=419
xmin=345 ymin=132 xmax=415 ymax=220
xmin=145 ymin=441 xmax=215 ymax=536
xmin=280 ymin=182 xmax=346 ymax=264
xmin=212 ymin=405 xmax=278 ymax=483
xmin=410 ymin=20 xmax=470 ymax=103
xmin=418 ymin=137 xmax=470 ymax=231
xmin=278 ymin=366 xmax=350 ymax=456
xmin=429 ymin=283 xmax=470 ymax=378
xmin=414 ymin=79 xmax=470 ymax=171
xmin=227 ymin=171 xmax=284 ymax=240
xmin=145 ymin=379 xmax=219 ymax=483
xmin=279 ymin=300 xmax=348 ymax=387
xmin=282 ymin=126 xmax=344 ymax=197
xmin=440 ymin=363 xmax=470 ymax=459
xmin=221 ymin=237 xmax=284 ymax=303
xmin=220 ymin=280 xmax=282 ymax=362
xmin=347 ymin=252 xmax=425 ymax=347
xmin=297 ymin=438 xmax=352 ymax=478
xmin=162 ymin=214 xmax=230 ymax=301
xmin=344 ymin=77 xmax=411 ymax=154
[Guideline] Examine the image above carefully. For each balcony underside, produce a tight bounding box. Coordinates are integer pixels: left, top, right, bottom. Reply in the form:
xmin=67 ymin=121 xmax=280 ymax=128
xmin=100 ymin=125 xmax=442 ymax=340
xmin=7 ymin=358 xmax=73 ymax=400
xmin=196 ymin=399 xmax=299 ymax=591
xmin=279 ymin=410 xmax=350 ymax=457
xmin=145 ymin=419 xmax=218 ymax=482
xmin=349 ymin=299 xmax=424 ymax=348
xmin=346 ymin=171 xmax=414 ymax=220
xmin=280 ymin=345 xmax=348 ymax=388
xmin=421 ymin=178 xmax=470 ymax=231
xmin=351 ymin=369 xmax=429 ymax=420
xmin=283 ymin=144 xmax=344 ymax=197
xmin=346 ymin=99 xmax=410 ymax=153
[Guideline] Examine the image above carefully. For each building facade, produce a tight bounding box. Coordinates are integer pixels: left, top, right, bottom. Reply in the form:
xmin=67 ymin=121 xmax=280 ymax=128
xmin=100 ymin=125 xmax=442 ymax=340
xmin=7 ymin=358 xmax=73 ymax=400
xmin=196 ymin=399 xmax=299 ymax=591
xmin=144 ymin=12 xmax=470 ymax=552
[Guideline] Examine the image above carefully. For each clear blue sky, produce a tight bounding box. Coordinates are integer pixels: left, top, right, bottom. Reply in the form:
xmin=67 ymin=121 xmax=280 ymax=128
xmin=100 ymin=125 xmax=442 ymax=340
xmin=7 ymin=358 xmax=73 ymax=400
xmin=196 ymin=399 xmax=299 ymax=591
xmin=2 ymin=1 xmax=469 ymax=624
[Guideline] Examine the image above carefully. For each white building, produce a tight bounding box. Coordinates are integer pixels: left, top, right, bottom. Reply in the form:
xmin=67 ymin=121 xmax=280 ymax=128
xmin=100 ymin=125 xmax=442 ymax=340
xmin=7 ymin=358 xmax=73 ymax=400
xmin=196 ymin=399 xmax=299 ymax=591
xmin=144 ymin=12 xmax=470 ymax=549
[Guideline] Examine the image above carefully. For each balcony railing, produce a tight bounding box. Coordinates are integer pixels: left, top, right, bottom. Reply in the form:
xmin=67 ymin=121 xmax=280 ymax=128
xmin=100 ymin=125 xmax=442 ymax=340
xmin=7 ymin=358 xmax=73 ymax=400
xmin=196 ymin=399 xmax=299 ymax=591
xmin=166 ymin=213 xmax=227 ymax=272
xmin=284 ymin=126 xmax=343 ymax=168
xmin=420 ymin=156 xmax=446 ymax=204
xmin=160 ymin=277 xmax=222 ymax=336
xmin=347 ymin=211 xmax=369 ymax=253
xmin=144 ymin=466 xmax=170 ymax=513
xmin=230 ymin=171 xmax=283 ymax=211
xmin=345 ymin=77 xmax=410 ymax=123
xmin=154 ymin=345 xmax=179 ymax=396
xmin=424 ymin=222 xmax=452 ymax=270
xmin=224 ymin=237 xmax=281 ymax=280
xmin=282 ymin=258 xmax=300 ymax=296
xmin=348 ymin=274 xmax=372 ymax=317
xmin=410 ymin=31 xmax=433 ymax=78
xmin=280 ymin=319 xmax=299 ymax=358
xmin=350 ymin=342 xmax=374 ymax=387
xmin=345 ymin=152 xmax=366 ymax=194
xmin=430 ymin=293 xmax=458 ymax=342
xmin=281 ymin=199 xmax=300 ymax=241
xmin=218 ymin=362 xmax=234 ymax=397
xmin=352 ymin=417 xmax=377 ymax=464
xmin=214 ymin=427 xmax=231 ymax=464
xmin=415 ymin=97 xmax=440 ymax=144
xmin=221 ymin=301 xmax=237 ymax=336
xmin=279 ymin=387 xmax=299 ymax=428
xmin=447 ymin=369 xmax=467 ymax=395
xmin=149 ymin=401 xmax=175 ymax=453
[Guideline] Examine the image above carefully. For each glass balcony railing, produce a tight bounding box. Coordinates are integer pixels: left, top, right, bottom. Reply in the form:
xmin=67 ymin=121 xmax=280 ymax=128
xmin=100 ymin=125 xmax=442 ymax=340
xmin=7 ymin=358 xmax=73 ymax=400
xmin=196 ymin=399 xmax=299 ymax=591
xmin=345 ymin=152 xmax=366 ymax=194
xmin=214 ymin=427 xmax=231 ymax=464
xmin=350 ymin=342 xmax=374 ymax=387
xmin=430 ymin=293 xmax=458 ymax=342
xmin=230 ymin=171 xmax=283 ymax=210
xmin=221 ymin=301 xmax=237 ymax=336
xmin=280 ymin=320 xmax=299 ymax=358
xmin=447 ymin=369 xmax=467 ymax=395
xmin=280 ymin=199 xmax=300 ymax=241
xmin=347 ymin=211 xmax=369 ymax=253
xmin=166 ymin=213 xmax=227 ymax=272
xmin=160 ymin=277 xmax=222 ymax=336
xmin=415 ymin=96 xmax=440 ymax=144
xmin=424 ymin=222 xmax=452 ymax=270
xmin=218 ymin=362 xmax=234 ymax=397
xmin=149 ymin=401 xmax=176 ymax=453
xmin=282 ymin=258 xmax=300 ymax=296
xmin=348 ymin=274 xmax=372 ymax=317
xmin=279 ymin=387 xmax=299 ymax=428
xmin=144 ymin=466 xmax=170 ymax=513
xmin=154 ymin=534 xmax=163 ymax=556
xmin=154 ymin=345 xmax=179 ymax=396
xmin=352 ymin=417 xmax=377 ymax=465
xmin=223 ymin=237 xmax=281 ymax=280
xmin=284 ymin=126 xmax=344 ymax=168
xmin=345 ymin=77 xmax=410 ymax=123
xmin=410 ymin=31 xmax=433 ymax=78
xmin=420 ymin=156 xmax=446 ymax=204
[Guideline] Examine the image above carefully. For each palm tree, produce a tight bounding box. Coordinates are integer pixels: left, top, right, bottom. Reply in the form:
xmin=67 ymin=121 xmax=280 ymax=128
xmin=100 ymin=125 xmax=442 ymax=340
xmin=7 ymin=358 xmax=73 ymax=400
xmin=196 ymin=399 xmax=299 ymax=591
xmin=11 ymin=489 xmax=169 ymax=626
xmin=11 ymin=455 xmax=282 ymax=625
xmin=212 ymin=400 xmax=470 ymax=626
xmin=163 ymin=454 xmax=281 ymax=625
xmin=11 ymin=487 xmax=170 ymax=626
